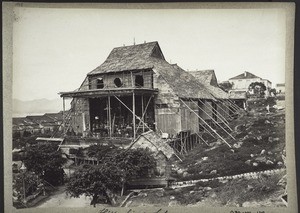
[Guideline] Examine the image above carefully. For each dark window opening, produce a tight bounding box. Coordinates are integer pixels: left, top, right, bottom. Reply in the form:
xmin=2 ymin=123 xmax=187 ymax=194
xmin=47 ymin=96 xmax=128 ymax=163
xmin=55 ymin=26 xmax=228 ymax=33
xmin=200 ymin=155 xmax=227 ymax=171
xmin=96 ymin=78 xmax=104 ymax=89
xmin=135 ymin=75 xmax=144 ymax=87
xmin=114 ymin=78 xmax=123 ymax=87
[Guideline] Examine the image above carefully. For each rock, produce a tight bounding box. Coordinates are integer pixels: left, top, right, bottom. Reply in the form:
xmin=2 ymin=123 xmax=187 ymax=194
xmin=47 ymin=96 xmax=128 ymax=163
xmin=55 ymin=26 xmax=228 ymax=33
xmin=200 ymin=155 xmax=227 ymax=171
xmin=265 ymin=120 xmax=271 ymax=124
xmin=202 ymin=157 xmax=208 ymax=161
xmin=138 ymin=192 xmax=147 ymax=197
xmin=210 ymin=170 xmax=217 ymax=175
xmin=277 ymin=175 xmax=287 ymax=186
xmin=168 ymin=200 xmax=179 ymax=206
xmin=156 ymin=191 xmax=164 ymax=197
xmin=245 ymin=159 xmax=251 ymax=165
xmin=250 ymin=154 xmax=255 ymax=158
xmin=211 ymin=193 xmax=217 ymax=198
xmin=189 ymin=191 xmax=195 ymax=194
xmin=260 ymin=149 xmax=266 ymax=155
xmin=204 ymin=187 xmax=212 ymax=191
xmin=177 ymin=169 xmax=184 ymax=175
xmin=268 ymin=137 xmax=274 ymax=143
xmin=247 ymin=185 xmax=254 ymax=191
xmin=183 ymin=172 xmax=189 ymax=177
xmin=198 ymin=171 xmax=203 ymax=174
xmin=198 ymin=186 xmax=204 ymax=190
xmin=277 ymin=161 xmax=283 ymax=166
xmin=266 ymin=160 xmax=274 ymax=165
xmin=273 ymin=137 xmax=280 ymax=142
xmin=233 ymin=141 xmax=243 ymax=149
xmin=170 ymin=196 xmax=175 ymax=200
xmin=253 ymin=162 xmax=259 ymax=167
xmin=230 ymin=149 xmax=235 ymax=153
xmin=255 ymin=156 xmax=267 ymax=163
xmin=257 ymin=136 xmax=262 ymax=140
xmin=267 ymin=151 xmax=272 ymax=155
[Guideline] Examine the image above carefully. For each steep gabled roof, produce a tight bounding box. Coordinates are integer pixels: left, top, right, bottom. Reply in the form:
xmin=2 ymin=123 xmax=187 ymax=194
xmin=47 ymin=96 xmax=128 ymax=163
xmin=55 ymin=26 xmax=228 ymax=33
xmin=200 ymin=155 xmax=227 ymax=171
xmin=88 ymin=41 xmax=164 ymax=75
xmin=128 ymin=130 xmax=175 ymax=159
xmin=189 ymin=70 xmax=218 ymax=86
xmin=229 ymin=71 xmax=260 ymax=80
xmin=13 ymin=117 xmax=37 ymax=126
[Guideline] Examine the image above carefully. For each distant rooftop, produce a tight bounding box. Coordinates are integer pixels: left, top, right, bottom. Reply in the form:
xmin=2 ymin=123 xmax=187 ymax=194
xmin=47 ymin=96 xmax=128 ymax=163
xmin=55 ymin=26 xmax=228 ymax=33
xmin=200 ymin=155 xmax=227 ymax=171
xmin=229 ymin=71 xmax=260 ymax=80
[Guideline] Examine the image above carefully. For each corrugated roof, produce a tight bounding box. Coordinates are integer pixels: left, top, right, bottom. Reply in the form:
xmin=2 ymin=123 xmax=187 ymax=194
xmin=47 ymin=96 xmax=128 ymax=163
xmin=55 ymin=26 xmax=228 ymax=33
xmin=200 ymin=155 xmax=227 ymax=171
xmin=229 ymin=71 xmax=260 ymax=80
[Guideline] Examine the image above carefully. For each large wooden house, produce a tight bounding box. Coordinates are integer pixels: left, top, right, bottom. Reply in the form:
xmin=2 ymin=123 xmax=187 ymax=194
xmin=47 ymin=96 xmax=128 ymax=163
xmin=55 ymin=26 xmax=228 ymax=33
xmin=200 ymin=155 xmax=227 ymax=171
xmin=60 ymin=42 xmax=239 ymax=148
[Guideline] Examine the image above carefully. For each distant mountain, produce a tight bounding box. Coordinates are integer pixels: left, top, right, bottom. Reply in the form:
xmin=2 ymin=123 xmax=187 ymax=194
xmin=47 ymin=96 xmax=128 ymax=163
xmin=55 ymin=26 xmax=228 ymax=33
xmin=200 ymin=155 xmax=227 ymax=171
xmin=13 ymin=98 xmax=71 ymax=117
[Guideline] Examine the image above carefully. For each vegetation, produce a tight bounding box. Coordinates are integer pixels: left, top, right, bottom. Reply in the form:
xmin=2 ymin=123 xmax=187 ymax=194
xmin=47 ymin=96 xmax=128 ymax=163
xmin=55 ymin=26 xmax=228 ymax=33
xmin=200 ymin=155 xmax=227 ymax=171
xmin=248 ymin=82 xmax=267 ymax=97
xmin=23 ymin=143 xmax=66 ymax=186
xmin=66 ymin=147 xmax=156 ymax=206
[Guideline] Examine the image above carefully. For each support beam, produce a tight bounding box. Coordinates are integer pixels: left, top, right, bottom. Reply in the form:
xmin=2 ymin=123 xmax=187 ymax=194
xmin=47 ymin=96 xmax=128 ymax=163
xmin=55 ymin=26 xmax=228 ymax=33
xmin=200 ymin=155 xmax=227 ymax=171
xmin=133 ymin=92 xmax=136 ymax=139
xmin=196 ymin=99 xmax=232 ymax=131
xmin=190 ymin=99 xmax=235 ymax=140
xmin=213 ymin=100 xmax=233 ymax=119
xmin=228 ymin=99 xmax=243 ymax=111
xmin=108 ymin=96 xmax=112 ymax=138
xmin=180 ymin=99 xmax=232 ymax=148
xmin=113 ymin=95 xmax=151 ymax=133
xmin=141 ymin=95 xmax=145 ymax=133
xmin=135 ymin=95 xmax=153 ymax=133
xmin=223 ymin=100 xmax=237 ymax=114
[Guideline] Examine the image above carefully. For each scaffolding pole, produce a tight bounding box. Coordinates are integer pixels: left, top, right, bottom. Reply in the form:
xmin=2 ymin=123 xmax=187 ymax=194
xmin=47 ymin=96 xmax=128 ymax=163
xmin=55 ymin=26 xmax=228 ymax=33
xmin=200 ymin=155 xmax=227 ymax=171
xmin=108 ymin=96 xmax=112 ymax=138
xmin=190 ymin=99 xmax=235 ymax=140
xmin=132 ymin=92 xmax=136 ymax=139
xmin=141 ymin=95 xmax=144 ymax=133
xmin=135 ymin=95 xmax=153 ymax=133
xmin=180 ymin=99 xmax=232 ymax=148
xmin=62 ymin=97 xmax=65 ymax=134
xmin=197 ymin=99 xmax=231 ymax=128
xmin=228 ymin=99 xmax=243 ymax=111
xmin=212 ymin=100 xmax=233 ymax=120
xmin=219 ymin=99 xmax=236 ymax=115
xmin=113 ymin=95 xmax=151 ymax=134
xmin=156 ymin=104 xmax=209 ymax=146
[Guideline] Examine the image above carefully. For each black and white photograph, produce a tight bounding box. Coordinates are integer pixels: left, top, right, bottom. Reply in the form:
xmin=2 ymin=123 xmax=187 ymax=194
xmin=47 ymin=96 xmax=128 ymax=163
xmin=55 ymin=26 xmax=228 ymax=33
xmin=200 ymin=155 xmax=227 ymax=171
xmin=3 ymin=2 xmax=297 ymax=213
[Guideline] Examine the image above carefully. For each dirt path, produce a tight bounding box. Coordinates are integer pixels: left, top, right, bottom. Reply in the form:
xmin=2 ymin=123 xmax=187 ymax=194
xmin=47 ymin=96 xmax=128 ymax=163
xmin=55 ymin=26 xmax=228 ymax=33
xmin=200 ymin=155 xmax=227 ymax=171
xmin=37 ymin=186 xmax=92 ymax=208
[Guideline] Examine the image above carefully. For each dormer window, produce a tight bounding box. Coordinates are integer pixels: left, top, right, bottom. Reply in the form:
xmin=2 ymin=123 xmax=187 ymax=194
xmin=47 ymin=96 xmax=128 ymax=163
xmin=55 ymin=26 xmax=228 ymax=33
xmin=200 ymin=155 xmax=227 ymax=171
xmin=96 ymin=78 xmax=104 ymax=89
xmin=135 ymin=75 xmax=144 ymax=87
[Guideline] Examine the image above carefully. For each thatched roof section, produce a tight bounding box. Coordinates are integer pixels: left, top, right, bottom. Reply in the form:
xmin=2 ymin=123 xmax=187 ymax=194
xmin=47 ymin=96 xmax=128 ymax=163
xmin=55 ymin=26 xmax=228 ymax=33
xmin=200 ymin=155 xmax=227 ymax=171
xmin=85 ymin=41 xmax=215 ymax=100
xmin=88 ymin=42 xmax=163 ymax=75
xmin=189 ymin=70 xmax=218 ymax=86
xmin=151 ymin=58 xmax=215 ymax=100
xmin=171 ymin=64 xmax=227 ymax=99
xmin=128 ymin=130 xmax=175 ymax=159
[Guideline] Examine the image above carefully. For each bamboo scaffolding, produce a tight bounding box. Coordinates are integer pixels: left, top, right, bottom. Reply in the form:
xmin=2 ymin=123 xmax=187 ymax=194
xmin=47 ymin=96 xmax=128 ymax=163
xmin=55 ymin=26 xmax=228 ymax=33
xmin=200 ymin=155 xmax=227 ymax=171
xmin=190 ymin=99 xmax=235 ymax=140
xmin=180 ymin=99 xmax=232 ymax=148
xmin=196 ymin=99 xmax=232 ymax=130
xmin=113 ymin=95 xmax=152 ymax=132
xmin=212 ymin=100 xmax=233 ymax=120
xmin=135 ymin=95 xmax=153 ymax=133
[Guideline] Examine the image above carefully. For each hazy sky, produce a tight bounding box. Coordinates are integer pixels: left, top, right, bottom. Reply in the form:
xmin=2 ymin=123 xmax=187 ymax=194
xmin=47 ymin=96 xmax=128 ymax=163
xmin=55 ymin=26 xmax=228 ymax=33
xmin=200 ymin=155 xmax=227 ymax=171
xmin=13 ymin=7 xmax=286 ymax=101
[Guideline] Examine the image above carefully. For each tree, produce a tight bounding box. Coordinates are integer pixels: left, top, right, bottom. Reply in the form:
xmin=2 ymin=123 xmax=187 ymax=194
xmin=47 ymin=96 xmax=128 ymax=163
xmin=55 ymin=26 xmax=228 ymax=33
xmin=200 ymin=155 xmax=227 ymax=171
xmin=248 ymin=82 xmax=267 ymax=97
xmin=219 ymin=82 xmax=233 ymax=92
xmin=66 ymin=147 xmax=156 ymax=206
xmin=23 ymin=143 xmax=66 ymax=186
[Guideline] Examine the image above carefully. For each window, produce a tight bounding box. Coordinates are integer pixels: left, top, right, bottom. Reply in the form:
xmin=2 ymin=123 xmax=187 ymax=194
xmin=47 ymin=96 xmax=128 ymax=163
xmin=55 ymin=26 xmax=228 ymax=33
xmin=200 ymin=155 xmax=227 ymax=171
xmin=114 ymin=78 xmax=123 ymax=87
xmin=96 ymin=78 xmax=104 ymax=89
xmin=135 ymin=75 xmax=144 ymax=87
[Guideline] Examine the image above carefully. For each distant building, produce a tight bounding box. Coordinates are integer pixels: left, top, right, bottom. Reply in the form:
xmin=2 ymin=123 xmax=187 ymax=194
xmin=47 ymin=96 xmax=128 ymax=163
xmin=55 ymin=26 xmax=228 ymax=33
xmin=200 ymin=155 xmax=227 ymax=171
xmin=276 ymin=83 xmax=285 ymax=94
xmin=228 ymin=71 xmax=272 ymax=93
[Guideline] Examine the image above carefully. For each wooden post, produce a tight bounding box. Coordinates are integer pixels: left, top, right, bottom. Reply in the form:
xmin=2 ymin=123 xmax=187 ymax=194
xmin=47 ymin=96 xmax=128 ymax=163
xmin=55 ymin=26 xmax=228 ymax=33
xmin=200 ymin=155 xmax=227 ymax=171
xmin=141 ymin=95 xmax=145 ymax=133
xmin=132 ymin=92 xmax=136 ymax=139
xmin=108 ymin=96 xmax=112 ymax=138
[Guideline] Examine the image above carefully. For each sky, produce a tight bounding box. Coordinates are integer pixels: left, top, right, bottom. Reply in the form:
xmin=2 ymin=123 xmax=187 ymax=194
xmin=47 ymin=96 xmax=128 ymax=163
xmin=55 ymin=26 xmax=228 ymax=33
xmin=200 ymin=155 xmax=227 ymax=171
xmin=13 ymin=6 xmax=286 ymax=101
